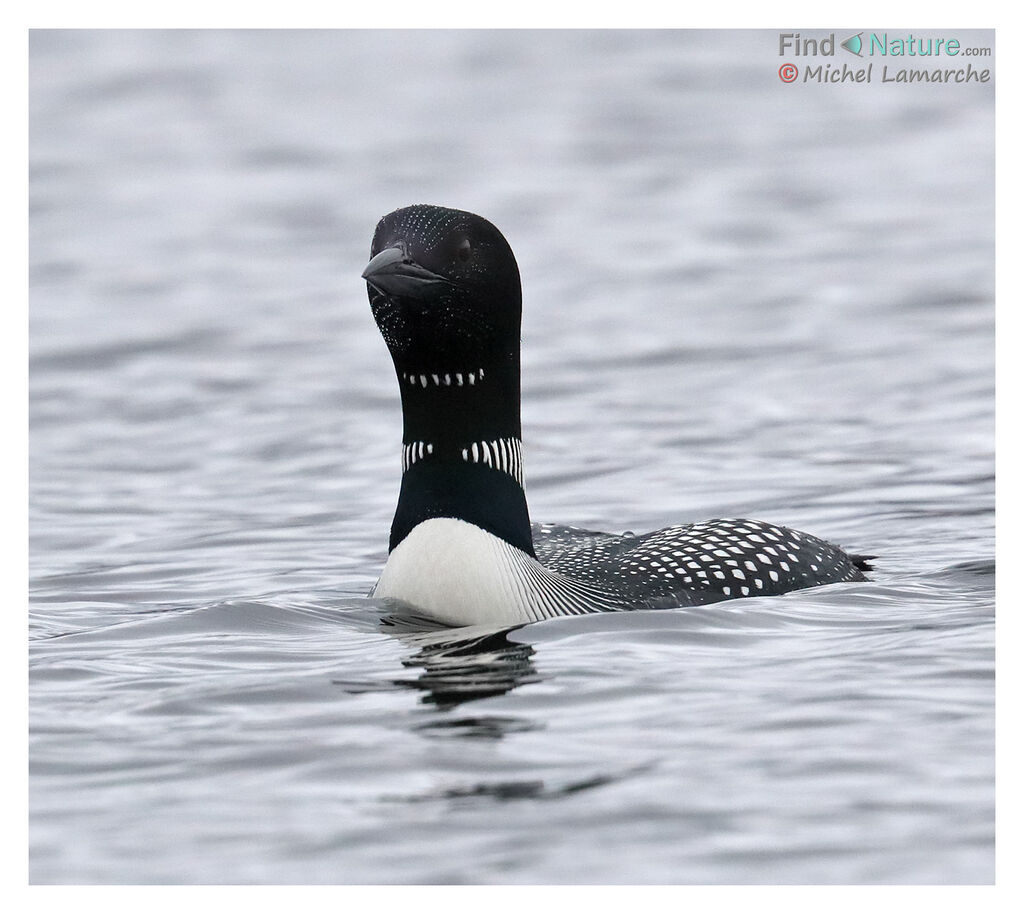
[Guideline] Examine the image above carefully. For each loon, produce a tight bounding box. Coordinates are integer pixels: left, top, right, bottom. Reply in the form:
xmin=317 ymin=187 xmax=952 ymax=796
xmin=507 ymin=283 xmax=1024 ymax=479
xmin=363 ymin=204 xmax=872 ymax=627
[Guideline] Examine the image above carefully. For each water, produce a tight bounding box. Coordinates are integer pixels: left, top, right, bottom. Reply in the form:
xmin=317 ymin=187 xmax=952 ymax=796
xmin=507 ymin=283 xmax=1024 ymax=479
xmin=29 ymin=30 xmax=994 ymax=884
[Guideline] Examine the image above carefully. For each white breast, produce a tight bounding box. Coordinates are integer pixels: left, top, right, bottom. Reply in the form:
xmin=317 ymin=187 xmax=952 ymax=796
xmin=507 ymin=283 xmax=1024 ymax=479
xmin=371 ymin=517 xmax=625 ymax=627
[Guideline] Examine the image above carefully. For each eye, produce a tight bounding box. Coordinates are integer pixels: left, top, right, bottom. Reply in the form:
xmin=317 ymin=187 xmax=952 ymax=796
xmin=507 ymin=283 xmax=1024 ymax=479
xmin=456 ymin=238 xmax=472 ymax=263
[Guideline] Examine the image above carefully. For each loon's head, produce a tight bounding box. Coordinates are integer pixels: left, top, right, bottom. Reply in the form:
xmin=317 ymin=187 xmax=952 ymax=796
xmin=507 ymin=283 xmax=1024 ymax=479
xmin=363 ymin=205 xmax=522 ymax=377
xmin=364 ymin=205 xmax=533 ymax=556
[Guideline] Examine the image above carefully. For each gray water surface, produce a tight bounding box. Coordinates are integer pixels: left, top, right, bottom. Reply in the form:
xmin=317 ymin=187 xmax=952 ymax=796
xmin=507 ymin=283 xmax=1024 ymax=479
xmin=29 ymin=30 xmax=994 ymax=884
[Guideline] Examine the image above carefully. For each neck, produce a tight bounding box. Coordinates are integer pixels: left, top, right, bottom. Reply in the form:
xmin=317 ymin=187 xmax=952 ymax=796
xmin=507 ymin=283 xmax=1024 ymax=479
xmin=397 ymin=348 xmax=521 ymax=444
xmin=388 ymin=349 xmax=535 ymax=557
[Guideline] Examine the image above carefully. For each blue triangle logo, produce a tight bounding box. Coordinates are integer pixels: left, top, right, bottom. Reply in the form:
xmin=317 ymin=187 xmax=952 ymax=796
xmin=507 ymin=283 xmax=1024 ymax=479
xmin=842 ymin=33 xmax=863 ymax=56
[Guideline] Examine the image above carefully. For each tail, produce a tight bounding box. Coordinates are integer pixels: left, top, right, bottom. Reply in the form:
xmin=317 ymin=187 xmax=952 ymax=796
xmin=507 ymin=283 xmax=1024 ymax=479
xmin=850 ymin=554 xmax=876 ymax=572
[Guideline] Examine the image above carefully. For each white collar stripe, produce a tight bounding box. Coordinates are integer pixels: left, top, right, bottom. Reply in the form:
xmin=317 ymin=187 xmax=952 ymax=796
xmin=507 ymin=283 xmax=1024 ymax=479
xmin=401 ymin=437 xmax=523 ymax=485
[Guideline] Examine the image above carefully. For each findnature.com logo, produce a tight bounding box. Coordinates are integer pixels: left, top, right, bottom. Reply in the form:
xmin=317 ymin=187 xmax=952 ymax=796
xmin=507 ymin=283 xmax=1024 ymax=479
xmin=777 ymin=31 xmax=993 ymax=85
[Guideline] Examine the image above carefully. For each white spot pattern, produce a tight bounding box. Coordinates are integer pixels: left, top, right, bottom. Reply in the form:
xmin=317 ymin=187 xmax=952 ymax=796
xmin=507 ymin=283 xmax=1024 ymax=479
xmin=530 ymin=517 xmax=868 ymax=609
xmin=403 ymin=368 xmax=487 ymax=389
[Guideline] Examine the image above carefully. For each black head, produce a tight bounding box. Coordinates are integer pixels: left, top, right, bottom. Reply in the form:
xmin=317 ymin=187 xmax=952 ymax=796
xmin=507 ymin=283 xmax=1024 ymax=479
xmin=364 ymin=206 xmax=534 ymax=555
xmin=363 ymin=205 xmax=521 ymax=372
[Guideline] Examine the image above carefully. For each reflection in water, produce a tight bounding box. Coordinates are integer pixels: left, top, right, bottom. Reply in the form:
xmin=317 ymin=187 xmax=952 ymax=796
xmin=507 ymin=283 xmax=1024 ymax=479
xmin=374 ymin=615 xmax=644 ymax=803
xmin=392 ymin=771 xmax=629 ymax=804
xmin=380 ymin=614 xmax=541 ymax=710
xmin=414 ymin=715 xmax=538 ymax=740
